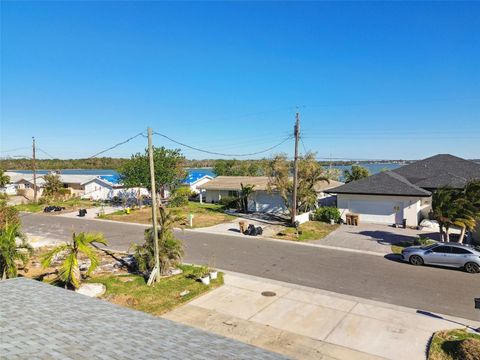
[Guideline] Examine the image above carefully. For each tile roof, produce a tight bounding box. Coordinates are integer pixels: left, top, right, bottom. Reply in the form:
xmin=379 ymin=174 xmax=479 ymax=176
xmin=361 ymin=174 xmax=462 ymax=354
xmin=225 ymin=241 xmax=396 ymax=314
xmin=199 ymin=176 xmax=343 ymax=192
xmin=0 ymin=278 xmax=286 ymax=360
xmin=199 ymin=176 xmax=272 ymax=191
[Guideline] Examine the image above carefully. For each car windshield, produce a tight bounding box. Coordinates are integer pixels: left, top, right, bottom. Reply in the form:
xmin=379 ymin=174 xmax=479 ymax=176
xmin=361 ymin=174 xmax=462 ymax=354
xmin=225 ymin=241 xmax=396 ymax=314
xmin=420 ymin=244 xmax=438 ymax=250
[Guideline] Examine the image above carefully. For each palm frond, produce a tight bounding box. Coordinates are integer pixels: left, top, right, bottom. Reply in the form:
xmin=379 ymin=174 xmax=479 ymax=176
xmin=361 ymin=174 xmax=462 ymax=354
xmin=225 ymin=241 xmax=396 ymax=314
xmin=41 ymin=244 xmax=69 ymax=268
xmin=58 ymin=251 xmax=80 ymax=289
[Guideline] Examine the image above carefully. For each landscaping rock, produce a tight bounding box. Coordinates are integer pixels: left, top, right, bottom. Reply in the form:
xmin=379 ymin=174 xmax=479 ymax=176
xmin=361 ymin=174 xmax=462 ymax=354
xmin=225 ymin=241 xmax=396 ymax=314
xmin=76 ymin=283 xmax=106 ymax=298
xmin=170 ymin=268 xmax=183 ymax=276
xmin=179 ymin=290 xmax=190 ymax=297
xmin=79 ymin=260 xmax=91 ymax=271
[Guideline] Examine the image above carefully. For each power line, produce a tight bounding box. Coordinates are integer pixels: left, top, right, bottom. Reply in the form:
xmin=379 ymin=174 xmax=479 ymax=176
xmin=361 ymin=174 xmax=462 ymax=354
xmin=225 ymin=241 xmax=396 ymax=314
xmin=153 ymin=131 xmax=293 ymax=157
xmin=300 ymin=136 xmax=308 ymax=154
xmin=0 ymin=146 xmax=31 ymax=153
xmin=88 ymin=131 xmax=146 ymax=158
xmin=37 ymin=148 xmax=57 ymax=159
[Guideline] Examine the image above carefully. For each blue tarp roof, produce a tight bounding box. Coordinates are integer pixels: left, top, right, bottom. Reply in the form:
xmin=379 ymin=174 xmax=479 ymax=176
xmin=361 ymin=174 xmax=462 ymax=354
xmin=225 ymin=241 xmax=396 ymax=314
xmin=99 ymin=175 xmax=121 ymax=185
xmin=183 ymin=171 xmax=212 ymax=185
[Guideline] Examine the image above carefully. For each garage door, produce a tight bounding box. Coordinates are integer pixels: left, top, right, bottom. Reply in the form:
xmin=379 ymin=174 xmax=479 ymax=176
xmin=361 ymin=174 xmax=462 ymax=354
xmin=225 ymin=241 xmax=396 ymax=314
xmin=349 ymin=200 xmax=403 ymax=224
xmin=253 ymin=192 xmax=287 ymax=214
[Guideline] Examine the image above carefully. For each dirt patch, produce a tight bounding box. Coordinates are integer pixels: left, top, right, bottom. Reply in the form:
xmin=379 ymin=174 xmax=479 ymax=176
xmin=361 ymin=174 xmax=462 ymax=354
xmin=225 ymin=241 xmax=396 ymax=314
xmin=107 ymin=294 xmax=140 ymax=307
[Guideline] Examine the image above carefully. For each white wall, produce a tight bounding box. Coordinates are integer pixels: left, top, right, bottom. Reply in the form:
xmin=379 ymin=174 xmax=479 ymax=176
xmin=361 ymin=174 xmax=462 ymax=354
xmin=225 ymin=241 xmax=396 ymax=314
xmin=336 ymin=194 xmax=424 ymax=226
xmin=204 ymin=190 xmax=231 ymax=203
xmin=250 ymin=191 xmax=287 ymax=214
xmin=204 ymin=189 xmax=287 ymax=214
xmin=189 ymin=177 xmax=212 ymax=193
xmin=82 ymin=180 xmax=112 ymax=200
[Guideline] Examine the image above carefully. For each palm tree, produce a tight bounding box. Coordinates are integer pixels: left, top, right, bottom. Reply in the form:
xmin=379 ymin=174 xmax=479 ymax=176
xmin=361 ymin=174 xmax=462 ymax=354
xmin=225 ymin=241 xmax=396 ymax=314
xmin=432 ymin=187 xmax=461 ymax=242
xmin=239 ymin=183 xmax=255 ymax=213
xmin=131 ymin=206 xmax=183 ymax=276
xmin=343 ymin=165 xmax=370 ymax=183
xmin=41 ymin=232 xmax=108 ymax=289
xmin=455 ymin=180 xmax=480 ymax=243
xmin=0 ymin=223 xmax=33 ymax=279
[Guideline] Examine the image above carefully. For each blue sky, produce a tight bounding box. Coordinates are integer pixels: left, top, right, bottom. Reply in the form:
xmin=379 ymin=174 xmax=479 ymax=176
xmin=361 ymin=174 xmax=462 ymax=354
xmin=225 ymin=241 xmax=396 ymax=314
xmin=1 ymin=1 xmax=479 ymax=161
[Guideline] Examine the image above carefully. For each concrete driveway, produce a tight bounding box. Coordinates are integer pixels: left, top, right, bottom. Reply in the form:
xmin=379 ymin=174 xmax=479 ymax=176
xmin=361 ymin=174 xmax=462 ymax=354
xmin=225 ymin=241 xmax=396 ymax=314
xmin=165 ymin=272 xmax=480 ymax=360
xmin=311 ymin=223 xmax=441 ymax=255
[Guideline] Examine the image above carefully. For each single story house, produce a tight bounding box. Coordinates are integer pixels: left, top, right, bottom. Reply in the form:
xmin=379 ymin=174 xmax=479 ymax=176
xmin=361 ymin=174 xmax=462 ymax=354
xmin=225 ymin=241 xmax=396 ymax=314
xmin=181 ymin=171 xmax=214 ymax=194
xmin=199 ymin=176 xmax=343 ymax=214
xmin=81 ymin=175 xmax=149 ymax=201
xmin=326 ymin=154 xmax=480 ymax=227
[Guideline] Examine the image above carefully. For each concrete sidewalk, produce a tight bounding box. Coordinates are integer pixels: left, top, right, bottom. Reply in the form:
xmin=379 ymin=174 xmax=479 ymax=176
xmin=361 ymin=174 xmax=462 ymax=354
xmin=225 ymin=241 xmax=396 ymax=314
xmin=164 ymin=272 xmax=480 ymax=360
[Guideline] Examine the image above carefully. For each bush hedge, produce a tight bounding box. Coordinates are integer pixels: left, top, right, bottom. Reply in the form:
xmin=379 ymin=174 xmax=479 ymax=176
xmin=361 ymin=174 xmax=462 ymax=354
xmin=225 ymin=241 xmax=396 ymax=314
xmin=218 ymin=196 xmax=239 ymax=209
xmin=314 ymin=206 xmax=341 ymax=223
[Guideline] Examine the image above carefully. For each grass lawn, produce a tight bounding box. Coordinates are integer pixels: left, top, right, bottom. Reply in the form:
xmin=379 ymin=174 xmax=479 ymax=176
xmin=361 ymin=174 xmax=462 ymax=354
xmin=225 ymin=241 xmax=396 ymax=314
xmin=100 ymin=201 xmax=236 ymax=228
xmin=391 ymin=238 xmax=437 ymax=254
xmin=275 ymin=221 xmax=339 ymax=242
xmin=14 ymin=198 xmax=94 ymax=213
xmin=89 ymin=265 xmax=223 ymax=316
xmin=428 ymin=328 xmax=480 ymax=360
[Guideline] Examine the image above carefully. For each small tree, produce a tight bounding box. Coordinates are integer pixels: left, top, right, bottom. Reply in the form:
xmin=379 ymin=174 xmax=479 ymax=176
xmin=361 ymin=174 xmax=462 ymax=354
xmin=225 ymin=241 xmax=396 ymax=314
xmin=119 ymin=146 xmax=186 ymax=201
xmin=0 ymin=223 xmax=33 ymax=279
xmin=344 ymin=165 xmax=370 ymax=183
xmin=268 ymin=152 xmax=329 ymax=216
xmin=0 ymin=203 xmax=20 ymax=230
xmin=131 ymin=207 xmax=183 ymax=276
xmin=0 ymin=169 xmax=10 ymax=188
xmin=239 ymin=183 xmax=255 ymax=213
xmin=42 ymin=173 xmax=64 ymax=198
xmin=41 ymin=232 xmax=108 ymax=289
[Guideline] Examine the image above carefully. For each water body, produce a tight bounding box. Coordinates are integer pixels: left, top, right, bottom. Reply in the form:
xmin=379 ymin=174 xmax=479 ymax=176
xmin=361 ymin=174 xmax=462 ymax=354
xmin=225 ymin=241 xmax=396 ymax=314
xmin=11 ymin=169 xmax=118 ymax=176
xmin=10 ymin=164 xmax=401 ymax=178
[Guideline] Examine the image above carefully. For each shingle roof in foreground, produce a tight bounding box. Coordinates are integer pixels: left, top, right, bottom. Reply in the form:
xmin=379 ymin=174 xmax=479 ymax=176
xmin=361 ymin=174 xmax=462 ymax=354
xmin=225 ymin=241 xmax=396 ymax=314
xmin=326 ymin=170 xmax=432 ymax=197
xmin=0 ymin=278 xmax=287 ymax=360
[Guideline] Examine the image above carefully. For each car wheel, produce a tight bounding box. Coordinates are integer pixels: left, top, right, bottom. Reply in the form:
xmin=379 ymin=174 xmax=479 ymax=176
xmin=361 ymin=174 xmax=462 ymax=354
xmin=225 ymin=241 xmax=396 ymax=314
xmin=409 ymin=255 xmax=424 ymax=266
xmin=464 ymin=262 xmax=480 ymax=274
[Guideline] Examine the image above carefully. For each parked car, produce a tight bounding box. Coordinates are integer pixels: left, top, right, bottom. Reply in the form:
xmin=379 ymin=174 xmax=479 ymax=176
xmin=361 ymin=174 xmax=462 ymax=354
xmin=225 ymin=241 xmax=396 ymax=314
xmin=401 ymin=242 xmax=480 ymax=273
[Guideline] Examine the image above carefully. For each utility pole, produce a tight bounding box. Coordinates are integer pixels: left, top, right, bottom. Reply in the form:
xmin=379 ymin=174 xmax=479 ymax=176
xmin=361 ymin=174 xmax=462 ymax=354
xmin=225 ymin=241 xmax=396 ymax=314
xmin=32 ymin=136 xmax=37 ymax=202
xmin=291 ymin=112 xmax=300 ymax=224
xmin=147 ymin=127 xmax=161 ymax=285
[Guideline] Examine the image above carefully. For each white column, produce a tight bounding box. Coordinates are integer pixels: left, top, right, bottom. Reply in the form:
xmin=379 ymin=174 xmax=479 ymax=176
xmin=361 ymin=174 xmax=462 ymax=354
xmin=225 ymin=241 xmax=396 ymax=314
xmin=199 ymin=191 xmax=203 ymax=204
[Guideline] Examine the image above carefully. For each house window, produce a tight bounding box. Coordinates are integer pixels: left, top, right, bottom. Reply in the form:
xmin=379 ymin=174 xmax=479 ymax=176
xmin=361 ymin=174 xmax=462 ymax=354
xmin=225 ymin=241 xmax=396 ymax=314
xmin=228 ymin=190 xmax=239 ymax=197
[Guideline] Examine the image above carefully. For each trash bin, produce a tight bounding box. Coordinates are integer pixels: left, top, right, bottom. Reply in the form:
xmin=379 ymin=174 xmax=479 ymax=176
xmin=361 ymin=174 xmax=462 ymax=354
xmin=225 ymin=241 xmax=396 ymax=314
xmin=402 ymin=219 xmax=407 ymax=229
xmin=239 ymin=221 xmax=246 ymax=234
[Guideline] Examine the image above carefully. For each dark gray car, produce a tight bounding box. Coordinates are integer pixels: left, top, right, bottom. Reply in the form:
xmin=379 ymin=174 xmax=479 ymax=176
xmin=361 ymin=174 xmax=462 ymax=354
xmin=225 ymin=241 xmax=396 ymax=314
xmin=401 ymin=242 xmax=480 ymax=273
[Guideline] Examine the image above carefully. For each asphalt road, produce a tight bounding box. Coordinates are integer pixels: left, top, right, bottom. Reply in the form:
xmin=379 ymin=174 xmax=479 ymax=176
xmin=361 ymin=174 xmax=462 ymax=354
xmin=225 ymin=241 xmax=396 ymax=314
xmin=21 ymin=213 xmax=480 ymax=321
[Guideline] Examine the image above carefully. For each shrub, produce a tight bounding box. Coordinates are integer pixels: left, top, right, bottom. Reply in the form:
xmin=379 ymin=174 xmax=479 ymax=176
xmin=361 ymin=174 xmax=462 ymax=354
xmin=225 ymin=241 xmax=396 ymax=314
xmin=458 ymin=338 xmax=480 ymax=360
xmin=0 ymin=204 xmax=20 ymax=230
xmin=168 ymin=187 xmax=192 ymax=208
xmin=314 ymin=206 xmax=341 ymax=223
xmin=218 ymin=196 xmax=239 ymax=209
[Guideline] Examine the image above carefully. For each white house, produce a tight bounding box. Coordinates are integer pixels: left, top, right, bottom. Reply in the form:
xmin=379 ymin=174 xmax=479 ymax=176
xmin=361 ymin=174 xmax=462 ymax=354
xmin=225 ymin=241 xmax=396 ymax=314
xmin=326 ymin=154 xmax=480 ymax=227
xmin=81 ymin=176 xmax=149 ymax=201
xmin=181 ymin=171 xmax=213 ymax=194
xmin=199 ymin=176 xmax=343 ymax=214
